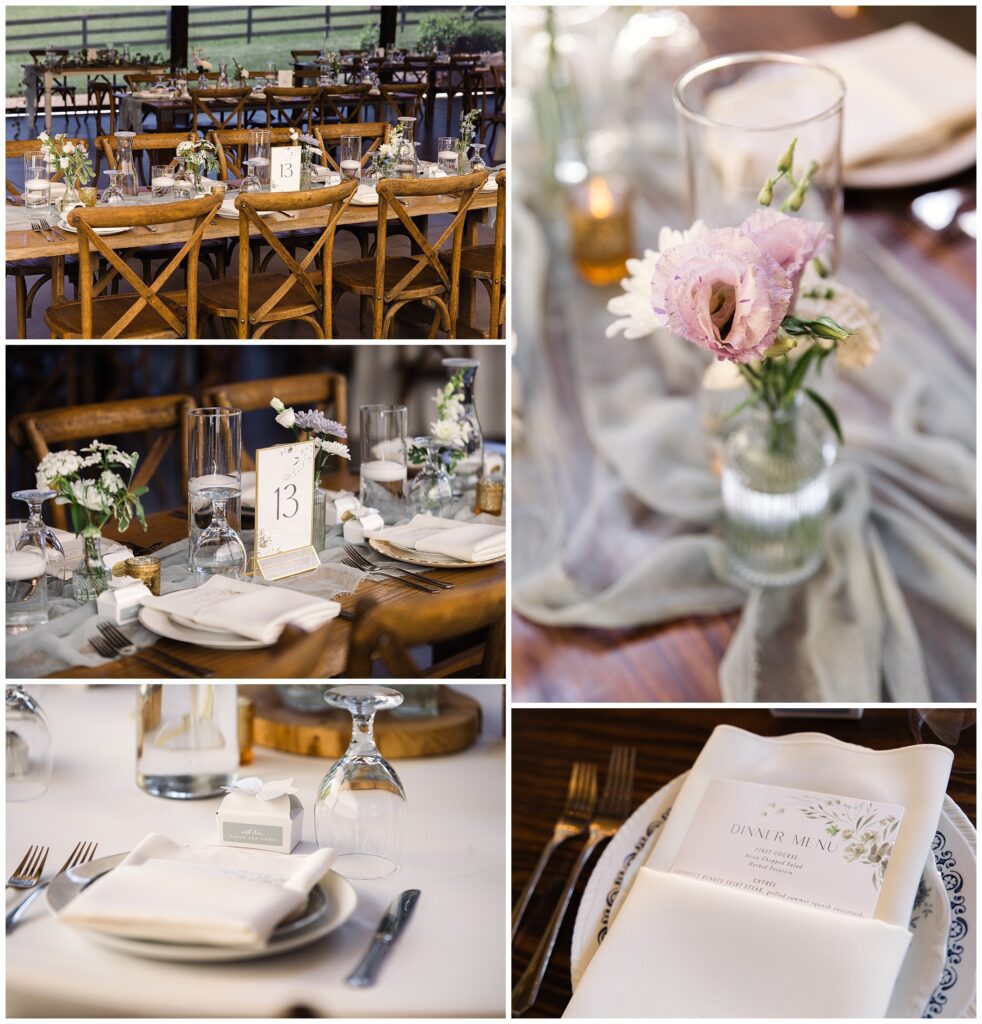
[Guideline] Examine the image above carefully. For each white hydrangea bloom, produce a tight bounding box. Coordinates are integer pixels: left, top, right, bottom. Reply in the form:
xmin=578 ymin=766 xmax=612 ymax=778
xmin=36 ymin=450 xmax=83 ymax=488
xmin=100 ymin=470 xmax=124 ymax=494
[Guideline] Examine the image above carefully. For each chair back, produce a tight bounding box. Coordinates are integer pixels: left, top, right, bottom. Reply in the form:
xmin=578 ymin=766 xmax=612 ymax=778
xmin=251 ymin=620 xmax=338 ymax=677
xmin=263 ymin=86 xmax=320 ymax=132
xmin=378 ymin=83 xmax=426 ymax=122
xmin=375 ymin=170 xmax=489 ymax=321
xmin=6 ymin=138 xmax=88 ymax=196
xmin=345 ymin=577 xmax=506 ymax=677
xmin=202 ymin=371 xmax=348 ymax=471
xmin=29 ymin=49 xmax=69 ymax=65
xmin=208 ymin=127 xmax=297 ymax=180
xmin=400 ymin=56 xmax=435 ymax=85
xmin=65 ymin=192 xmax=222 ymax=339
xmin=98 ymin=131 xmax=197 ymax=186
xmin=313 ymin=122 xmax=390 ymax=172
xmin=232 ymin=179 xmax=358 ymax=338
xmin=123 ymin=72 xmax=162 ymax=91
xmin=9 ymin=395 xmax=195 ymax=530
xmin=290 ymin=50 xmax=320 ymax=64
xmin=189 ymin=87 xmax=252 ymax=131
xmin=319 ymin=84 xmax=371 ymax=124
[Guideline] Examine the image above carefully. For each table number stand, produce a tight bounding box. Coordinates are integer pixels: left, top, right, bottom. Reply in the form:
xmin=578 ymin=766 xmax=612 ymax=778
xmin=254 ymin=440 xmax=320 ymax=581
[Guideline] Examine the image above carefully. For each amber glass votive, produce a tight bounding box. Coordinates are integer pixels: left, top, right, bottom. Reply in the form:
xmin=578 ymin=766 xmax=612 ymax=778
xmin=79 ymin=187 xmax=98 ymax=208
xmin=567 ymin=174 xmax=634 ymax=286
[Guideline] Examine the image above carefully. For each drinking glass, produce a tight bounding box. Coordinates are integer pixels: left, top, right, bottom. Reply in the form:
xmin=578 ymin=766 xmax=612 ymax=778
xmin=360 ymin=405 xmax=407 ymax=524
xmin=267 ymin=60 xmax=278 ymax=77
xmin=6 ymin=520 xmax=48 ymax=630
xmin=408 ymin=437 xmax=454 ymax=517
xmin=100 ymin=168 xmax=124 ymax=205
xmin=151 ymin=163 xmax=175 ymax=201
xmin=469 ymin=141 xmax=487 ymax=171
xmin=247 ymin=129 xmax=271 ymax=188
xmin=339 ymin=136 xmax=361 ymax=180
xmin=6 ymin=685 xmax=54 ymax=801
xmin=136 ymin=684 xmax=239 ymax=798
xmin=437 ymin=137 xmax=458 ymax=175
xmin=187 ymin=407 xmax=243 ymax=571
xmin=314 ymin=686 xmax=406 ymax=879
xmin=11 ymin=490 xmax=66 ymax=580
xmin=173 ymin=156 xmax=193 ymax=197
xmin=191 ymin=486 xmax=247 ymax=579
xmin=23 ymin=154 xmax=51 ymax=209
xmin=674 ymin=52 xmax=845 ymax=269
xmin=240 ymin=161 xmax=262 ymax=193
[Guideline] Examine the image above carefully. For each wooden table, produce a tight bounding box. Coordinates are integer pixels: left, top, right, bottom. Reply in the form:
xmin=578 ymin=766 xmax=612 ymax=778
xmin=512 ymin=5 xmax=976 ymax=702
xmin=511 ymin=707 xmax=976 ymax=1018
xmin=47 ymin=471 xmax=504 ymax=678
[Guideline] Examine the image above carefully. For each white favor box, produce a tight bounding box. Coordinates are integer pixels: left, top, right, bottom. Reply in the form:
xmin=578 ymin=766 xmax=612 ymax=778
xmin=327 ymin=492 xmax=359 ymax=526
xmin=216 ymin=791 xmax=303 ymax=853
xmin=96 ymin=580 xmax=151 ymax=624
xmin=343 ymin=510 xmax=384 ymax=545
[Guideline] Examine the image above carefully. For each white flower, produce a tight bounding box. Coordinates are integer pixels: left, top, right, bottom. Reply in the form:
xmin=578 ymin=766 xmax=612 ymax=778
xmin=59 ymin=157 xmax=70 ymax=169
xmin=201 ymin=60 xmax=212 ymax=71
xmin=79 ymin=453 xmax=102 ymax=468
xmin=36 ymin=450 xmax=82 ymax=488
xmin=442 ymin=398 xmax=465 ymax=423
xmin=289 ymin=128 xmax=299 ymax=143
xmin=314 ymin=438 xmax=351 ymax=460
xmin=275 ymin=408 xmax=296 ymax=429
xmin=241 ymin=69 xmax=249 ymax=78
xmin=606 ymin=221 xmax=709 ymax=340
xmin=430 ymin=418 xmax=465 ymax=446
xmin=177 ymin=141 xmax=194 ymax=156
xmin=63 ymin=141 xmax=75 ymax=155
xmin=269 ymin=397 xmax=285 ymax=413
xmin=38 ymin=130 xmax=49 ymax=142
xmin=100 ymin=470 xmax=124 ymax=494
xmin=793 ymin=267 xmax=882 ymax=370
xmin=68 ymin=479 xmax=105 ymax=512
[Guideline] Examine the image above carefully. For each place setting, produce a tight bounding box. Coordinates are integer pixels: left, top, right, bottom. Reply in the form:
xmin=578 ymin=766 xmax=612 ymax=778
xmin=5 ymin=682 xmax=506 ymax=1016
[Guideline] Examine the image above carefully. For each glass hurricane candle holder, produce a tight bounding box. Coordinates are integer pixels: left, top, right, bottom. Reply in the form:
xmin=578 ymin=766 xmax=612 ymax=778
xmin=566 ymin=173 xmax=634 ymax=287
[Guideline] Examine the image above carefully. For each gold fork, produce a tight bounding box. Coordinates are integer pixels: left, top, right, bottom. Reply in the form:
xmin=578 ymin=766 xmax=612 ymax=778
xmin=512 ymin=747 xmax=636 ymax=1015
xmin=6 ymin=841 xmax=99 ymax=934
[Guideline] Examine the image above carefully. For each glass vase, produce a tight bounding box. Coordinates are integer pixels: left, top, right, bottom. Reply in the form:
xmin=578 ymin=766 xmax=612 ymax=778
xmin=441 ymin=357 xmax=484 ymax=496
xmin=408 ymin=437 xmax=454 ymax=517
xmin=72 ymin=534 xmax=111 ymax=603
xmin=300 ymin=162 xmax=312 ymax=191
xmin=722 ymin=399 xmax=835 ymax=587
xmin=59 ymin=181 xmax=80 ymax=214
xmin=312 ymin=486 xmax=327 ymax=552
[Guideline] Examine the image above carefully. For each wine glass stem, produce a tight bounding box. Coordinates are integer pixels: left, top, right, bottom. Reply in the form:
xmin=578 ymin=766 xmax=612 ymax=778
xmin=349 ymin=710 xmax=378 ymax=755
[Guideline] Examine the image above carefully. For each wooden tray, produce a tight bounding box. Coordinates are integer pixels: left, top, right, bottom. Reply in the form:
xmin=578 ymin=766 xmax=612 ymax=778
xmin=241 ymin=685 xmax=482 ymax=759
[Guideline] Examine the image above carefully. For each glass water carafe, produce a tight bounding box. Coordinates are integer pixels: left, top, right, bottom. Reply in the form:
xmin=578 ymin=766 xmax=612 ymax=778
xmin=442 ymin=357 xmax=484 ymax=495
xmin=394 ymin=116 xmax=417 ymax=178
xmin=114 ymin=131 xmax=139 ymax=197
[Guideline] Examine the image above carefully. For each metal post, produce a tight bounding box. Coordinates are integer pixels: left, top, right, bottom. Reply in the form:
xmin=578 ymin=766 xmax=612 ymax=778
xmin=170 ymin=5 xmax=189 ymax=73
xmin=379 ymin=6 xmax=397 ymax=48
xmin=246 ymin=6 xmax=253 ymax=43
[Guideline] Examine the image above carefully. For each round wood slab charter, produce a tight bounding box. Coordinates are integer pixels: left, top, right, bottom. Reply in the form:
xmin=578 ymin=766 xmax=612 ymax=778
xmin=242 ymin=685 xmax=482 ymax=759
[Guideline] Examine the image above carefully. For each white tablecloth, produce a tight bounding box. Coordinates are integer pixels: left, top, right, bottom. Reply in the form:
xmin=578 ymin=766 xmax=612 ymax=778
xmin=5 ymin=684 xmax=505 ymax=1017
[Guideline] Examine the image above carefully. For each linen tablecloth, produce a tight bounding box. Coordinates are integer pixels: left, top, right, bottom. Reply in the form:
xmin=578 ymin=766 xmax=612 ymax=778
xmin=5 ymin=683 xmax=505 ymax=1017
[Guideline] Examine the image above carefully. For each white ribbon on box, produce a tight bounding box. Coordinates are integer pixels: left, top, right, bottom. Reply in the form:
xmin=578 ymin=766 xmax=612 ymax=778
xmin=342 ymin=505 xmax=384 ymax=544
xmin=222 ymin=777 xmax=299 ymax=801
xmin=328 ymin=491 xmax=359 ymax=526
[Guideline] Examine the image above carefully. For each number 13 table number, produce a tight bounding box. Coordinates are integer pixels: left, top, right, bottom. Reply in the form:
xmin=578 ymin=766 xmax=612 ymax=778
xmin=254 ymin=440 xmax=320 ymax=580
xmin=270 ymin=145 xmax=302 ymax=192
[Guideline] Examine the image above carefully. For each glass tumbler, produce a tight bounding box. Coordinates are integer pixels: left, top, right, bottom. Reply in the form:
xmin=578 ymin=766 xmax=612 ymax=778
xmin=6 ymin=685 xmax=54 ymax=801
xmin=151 ymin=163 xmax=175 ymax=201
xmin=674 ymin=52 xmax=844 ymax=270
xmin=339 ymin=136 xmax=361 ymax=180
xmin=437 ymin=137 xmax=458 ymax=175
xmin=360 ymin=405 xmax=408 ymax=524
xmin=137 ymin=684 xmax=239 ymax=798
xmin=187 ymin=407 xmax=243 ymax=567
xmin=247 ymin=129 xmax=271 ymax=188
xmin=23 ymin=154 xmax=51 ymax=209
xmin=6 ymin=521 xmax=48 ymax=630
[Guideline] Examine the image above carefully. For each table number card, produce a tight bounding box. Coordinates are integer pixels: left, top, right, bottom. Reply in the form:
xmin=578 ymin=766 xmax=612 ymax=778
xmin=669 ymin=778 xmax=906 ymax=918
xmin=277 ymin=70 xmax=294 ymax=87
xmin=254 ymin=440 xmax=319 ymax=580
xmin=270 ymin=146 xmax=302 ymax=192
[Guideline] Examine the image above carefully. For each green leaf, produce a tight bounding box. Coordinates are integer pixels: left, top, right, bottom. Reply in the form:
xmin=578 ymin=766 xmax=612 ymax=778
xmin=805 ymin=388 xmax=844 ymax=444
xmin=131 ymin=486 xmax=149 ymax=497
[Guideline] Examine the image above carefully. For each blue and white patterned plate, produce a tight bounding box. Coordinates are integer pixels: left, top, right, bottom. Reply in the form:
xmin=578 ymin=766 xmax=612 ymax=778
xmin=571 ymin=775 xmax=975 ymax=1018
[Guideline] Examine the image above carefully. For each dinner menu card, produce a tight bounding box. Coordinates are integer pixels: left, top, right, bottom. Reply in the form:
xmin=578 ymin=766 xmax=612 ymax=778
xmin=669 ymin=778 xmax=906 ymax=919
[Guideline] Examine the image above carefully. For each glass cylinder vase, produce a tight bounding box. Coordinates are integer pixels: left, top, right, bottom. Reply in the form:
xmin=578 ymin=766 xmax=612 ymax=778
xmin=72 ymin=533 xmax=111 ymax=603
xmin=187 ymin=408 xmax=243 ymax=567
xmin=441 ymin=357 xmax=484 ymax=496
xmin=312 ymin=486 xmax=327 ymax=552
xmin=360 ymin=404 xmax=408 ymax=524
xmin=722 ymin=398 xmax=835 ymax=587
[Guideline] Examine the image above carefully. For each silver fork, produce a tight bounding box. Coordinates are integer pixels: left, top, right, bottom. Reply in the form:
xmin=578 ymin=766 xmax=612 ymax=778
xmin=512 ymin=747 xmax=636 ymax=1015
xmin=6 ymin=846 xmax=49 ymax=890
xmin=6 ymin=841 xmax=98 ymax=934
xmin=344 ymin=543 xmax=453 ymax=591
xmin=97 ymin=621 xmax=214 ymax=678
xmin=90 ymin=632 xmax=173 ymax=676
xmin=30 ymin=219 xmax=56 ymax=243
xmin=340 ymin=553 xmax=439 ymax=594
xmin=38 ymin=216 xmax=65 ymax=239
xmin=512 ymin=762 xmax=597 ymax=937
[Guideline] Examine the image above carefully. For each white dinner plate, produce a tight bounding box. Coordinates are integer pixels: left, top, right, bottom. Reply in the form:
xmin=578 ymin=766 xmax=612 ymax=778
xmin=350 ymin=187 xmax=379 ymax=206
xmin=368 ymin=537 xmax=505 ymax=568
xmin=57 ymin=219 xmax=132 ymax=236
xmin=216 ymin=200 xmax=276 ymax=220
xmin=138 ymin=605 xmax=268 ymax=649
xmin=570 ymin=776 xmax=976 ymax=1019
xmin=47 ymin=852 xmax=357 ymax=963
xmin=844 ymin=129 xmax=976 ymax=189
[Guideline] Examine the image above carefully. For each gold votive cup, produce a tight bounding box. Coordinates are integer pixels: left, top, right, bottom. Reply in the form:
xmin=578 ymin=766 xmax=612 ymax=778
xmin=567 ymin=174 xmax=634 ymax=287
xmin=209 ymin=180 xmax=227 ymax=196
xmin=121 ymin=555 xmax=161 ymax=596
xmin=476 ymin=477 xmax=504 ymax=516
xmin=79 ymin=186 xmax=98 ymax=208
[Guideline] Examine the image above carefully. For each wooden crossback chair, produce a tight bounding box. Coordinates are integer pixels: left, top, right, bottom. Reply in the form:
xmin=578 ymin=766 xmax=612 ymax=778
xmin=264 ymin=86 xmax=320 ymax=132
xmin=314 ymin=122 xmax=390 ymax=173
xmin=6 ymin=139 xmax=85 ymax=338
xmin=333 ymin=169 xmax=489 ymax=339
xmin=400 ymin=56 xmax=435 ymax=122
xmin=202 ymin=371 xmax=348 ymax=472
xmin=443 ymin=55 xmax=482 ymax=133
xmin=482 ymin=64 xmax=506 ymax=156
xmin=189 ymin=87 xmax=252 ymax=132
xmin=9 ymin=395 xmax=194 ymax=531
xmin=28 ymin=49 xmax=80 ymax=124
xmin=291 ymin=49 xmax=320 ymax=65
xmin=319 ymin=84 xmax=371 ymax=125
xmin=196 ymin=179 xmax=358 ymax=339
xmin=344 ymin=576 xmax=506 ymax=678
xmin=45 ymin=193 xmax=223 ymax=339
xmin=378 ymin=83 xmax=426 ymax=123
xmin=88 ymin=83 xmax=117 ymax=146
xmin=442 ymin=168 xmax=506 ymax=339
xmin=123 ymin=72 xmax=163 ymax=91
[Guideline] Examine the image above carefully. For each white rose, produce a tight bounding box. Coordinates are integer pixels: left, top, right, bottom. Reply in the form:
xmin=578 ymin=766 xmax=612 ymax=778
xmin=242 ymin=69 xmax=249 ymax=78
xmin=269 ymin=397 xmax=285 ymax=413
xmin=63 ymin=141 xmax=75 ymax=155
xmin=59 ymin=157 xmax=70 ymax=169
xmin=38 ymin=131 xmax=49 ymax=142
xmin=275 ymin=408 xmax=296 ymax=429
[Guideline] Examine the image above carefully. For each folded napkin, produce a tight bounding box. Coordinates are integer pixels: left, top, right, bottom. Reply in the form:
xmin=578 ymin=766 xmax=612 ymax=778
xmin=351 ymin=184 xmax=379 ymax=206
xmin=142 ymin=575 xmax=340 ymax=643
xmin=58 ymin=833 xmax=335 ymax=948
xmin=369 ymin=514 xmax=506 ymax=562
xmin=565 ymin=726 xmax=953 ymax=1018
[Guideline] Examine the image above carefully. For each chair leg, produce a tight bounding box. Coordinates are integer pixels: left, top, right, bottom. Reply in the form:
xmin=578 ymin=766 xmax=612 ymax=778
xmin=15 ymin=275 xmax=28 ymax=338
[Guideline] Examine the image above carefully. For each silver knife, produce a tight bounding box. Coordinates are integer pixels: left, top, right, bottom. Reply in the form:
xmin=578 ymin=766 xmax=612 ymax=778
xmin=346 ymin=889 xmax=420 ymax=987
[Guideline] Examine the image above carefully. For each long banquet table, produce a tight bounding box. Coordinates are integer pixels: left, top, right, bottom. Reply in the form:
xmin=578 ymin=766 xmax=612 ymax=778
xmin=6 ymin=683 xmax=506 ymax=1017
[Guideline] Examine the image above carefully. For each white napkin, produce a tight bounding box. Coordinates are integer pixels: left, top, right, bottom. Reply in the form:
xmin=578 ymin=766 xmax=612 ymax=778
xmin=57 ymin=833 xmax=335 ymax=948
xmin=351 ymin=184 xmax=379 ymax=206
xmin=142 ymin=575 xmax=340 ymax=643
xmin=369 ymin=514 xmax=506 ymax=562
xmin=565 ymin=726 xmax=953 ymax=1018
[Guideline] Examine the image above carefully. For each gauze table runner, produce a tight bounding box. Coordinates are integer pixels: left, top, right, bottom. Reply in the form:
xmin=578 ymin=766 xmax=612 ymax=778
xmin=564 ymin=726 xmax=954 ymax=1018
xmin=512 ymin=195 xmax=976 ymax=701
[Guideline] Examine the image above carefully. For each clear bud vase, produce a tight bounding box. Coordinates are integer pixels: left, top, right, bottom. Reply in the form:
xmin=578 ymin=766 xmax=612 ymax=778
xmin=442 ymin=357 xmax=484 ymax=496
xmin=72 ymin=533 xmax=111 ymax=603
xmin=312 ymin=485 xmax=327 ymax=552
xmin=722 ymin=397 xmax=836 ymax=587
xmin=395 ymin=116 xmax=417 ymax=178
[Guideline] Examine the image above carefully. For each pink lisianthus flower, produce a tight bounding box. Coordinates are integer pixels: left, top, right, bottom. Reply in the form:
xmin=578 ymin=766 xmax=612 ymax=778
xmin=739 ymin=209 xmax=829 ymax=303
xmin=650 ymin=227 xmax=792 ymax=363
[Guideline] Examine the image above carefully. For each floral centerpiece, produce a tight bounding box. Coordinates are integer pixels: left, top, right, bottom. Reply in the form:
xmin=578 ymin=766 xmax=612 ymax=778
xmin=191 ymin=47 xmax=212 ymax=72
xmin=410 ymin=369 xmax=473 ymax=473
xmin=37 ymin=131 xmax=94 ymax=212
xmin=456 ymin=108 xmax=480 ymax=174
xmin=372 ymin=122 xmax=406 ymax=179
xmin=232 ymin=57 xmax=250 ymax=85
xmin=288 ymin=128 xmax=320 ymax=190
xmin=608 ymin=139 xmax=881 ymax=586
xmin=35 ymin=442 xmax=148 ymax=602
xmin=177 ymin=138 xmax=218 ymax=194
xmin=270 ymin=398 xmax=350 ymax=548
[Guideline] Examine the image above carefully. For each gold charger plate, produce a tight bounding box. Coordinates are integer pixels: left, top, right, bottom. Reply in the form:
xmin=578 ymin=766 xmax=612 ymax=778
xmin=368 ymin=537 xmax=505 ymax=569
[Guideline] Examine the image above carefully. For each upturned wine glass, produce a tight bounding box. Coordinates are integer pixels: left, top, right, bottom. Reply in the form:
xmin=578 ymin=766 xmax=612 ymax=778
xmin=99 ymin=169 xmax=124 ymax=205
xmin=190 ymin=487 xmax=246 ymax=579
xmin=11 ymin=490 xmax=66 ymax=581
